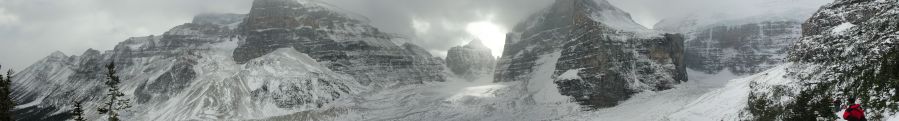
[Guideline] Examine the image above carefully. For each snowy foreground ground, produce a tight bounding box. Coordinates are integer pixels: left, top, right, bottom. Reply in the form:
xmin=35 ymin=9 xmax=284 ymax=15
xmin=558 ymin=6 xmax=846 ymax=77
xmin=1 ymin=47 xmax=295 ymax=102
xmin=244 ymin=53 xmax=895 ymax=121
xmin=303 ymin=67 xmax=743 ymax=120
xmin=315 ymin=64 xmax=899 ymax=121
xmin=564 ymin=64 xmax=899 ymax=121
xmin=561 ymin=68 xmax=740 ymax=121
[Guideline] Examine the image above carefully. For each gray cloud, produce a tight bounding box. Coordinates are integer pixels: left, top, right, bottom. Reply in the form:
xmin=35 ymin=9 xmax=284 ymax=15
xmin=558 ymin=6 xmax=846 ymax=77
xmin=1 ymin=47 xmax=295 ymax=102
xmin=0 ymin=0 xmax=830 ymax=70
xmin=321 ymin=0 xmax=553 ymax=57
xmin=609 ymin=0 xmax=831 ymax=27
xmin=0 ymin=0 xmax=251 ymax=70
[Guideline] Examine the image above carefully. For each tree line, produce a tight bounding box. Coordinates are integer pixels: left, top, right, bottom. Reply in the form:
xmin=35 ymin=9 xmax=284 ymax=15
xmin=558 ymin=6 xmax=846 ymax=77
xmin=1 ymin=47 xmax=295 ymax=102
xmin=0 ymin=65 xmax=16 ymax=121
xmin=0 ymin=62 xmax=132 ymax=121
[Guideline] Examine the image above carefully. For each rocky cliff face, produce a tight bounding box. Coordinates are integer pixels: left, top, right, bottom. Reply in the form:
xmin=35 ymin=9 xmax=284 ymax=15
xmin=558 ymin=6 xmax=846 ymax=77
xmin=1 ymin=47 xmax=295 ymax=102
xmin=445 ymin=40 xmax=495 ymax=81
xmin=743 ymin=0 xmax=899 ymax=120
xmin=12 ymin=13 xmax=250 ymax=120
xmin=654 ymin=13 xmax=810 ymax=75
xmin=658 ymin=21 xmax=800 ymax=75
xmin=233 ymin=0 xmax=445 ymax=85
xmin=493 ymin=0 xmax=686 ymax=108
xmin=10 ymin=0 xmax=446 ymax=120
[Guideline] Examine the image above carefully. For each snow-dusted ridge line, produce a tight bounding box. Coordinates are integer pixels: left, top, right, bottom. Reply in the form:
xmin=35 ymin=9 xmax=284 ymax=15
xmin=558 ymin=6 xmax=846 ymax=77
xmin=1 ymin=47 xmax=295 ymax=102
xmin=293 ymin=0 xmax=371 ymax=23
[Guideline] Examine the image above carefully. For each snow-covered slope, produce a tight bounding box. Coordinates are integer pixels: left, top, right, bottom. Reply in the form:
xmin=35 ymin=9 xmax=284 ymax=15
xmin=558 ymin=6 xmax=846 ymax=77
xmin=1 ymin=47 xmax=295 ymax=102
xmin=266 ymin=48 xmax=582 ymax=121
xmin=138 ymin=45 xmax=366 ymax=120
xmin=557 ymin=67 xmax=740 ymax=121
xmin=10 ymin=0 xmax=445 ymax=120
xmin=665 ymin=63 xmax=796 ymax=121
xmin=11 ymin=13 xmax=248 ymax=120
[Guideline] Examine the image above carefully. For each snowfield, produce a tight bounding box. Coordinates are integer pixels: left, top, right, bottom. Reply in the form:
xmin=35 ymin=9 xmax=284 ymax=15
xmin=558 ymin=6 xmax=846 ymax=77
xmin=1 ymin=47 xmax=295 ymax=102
xmin=667 ymin=63 xmax=795 ymax=121
xmin=266 ymin=53 xmax=756 ymax=121
xmin=559 ymin=67 xmax=742 ymax=121
xmin=265 ymin=61 xmax=798 ymax=121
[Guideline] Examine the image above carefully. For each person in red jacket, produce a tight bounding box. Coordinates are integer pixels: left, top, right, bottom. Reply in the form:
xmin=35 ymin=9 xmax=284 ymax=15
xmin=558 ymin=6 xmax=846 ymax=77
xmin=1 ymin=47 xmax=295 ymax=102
xmin=843 ymin=97 xmax=867 ymax=121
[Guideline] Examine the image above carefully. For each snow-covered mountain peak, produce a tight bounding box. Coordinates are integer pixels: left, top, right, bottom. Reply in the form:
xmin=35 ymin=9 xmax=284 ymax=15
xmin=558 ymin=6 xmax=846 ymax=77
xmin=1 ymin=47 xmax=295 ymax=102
xmin=552 ymin=0 xmax=646 ymax=31
xmin=35 ymin=51 xmax=72 ymax=64
xmin=512 ymin=0 xmax=648 ymax=33
xmin=235 ymin=0 xmax=447 ymax=86
xmin=81 ymin=48 xmax=101 ymax=57
xmin=240 ymin=0 xmax=369 ymax=32
xmin=191 ymin=13 xmax=245 ymax=27
xmin=234 ymin=0 xmax=413 ymax=64
xmin=47 ymin=51 xmax=67 ymax=58
xmin=463 ymin=39 xmax=490 ymax=50
xmin=550 ymin=0 xmax=617 ymax=10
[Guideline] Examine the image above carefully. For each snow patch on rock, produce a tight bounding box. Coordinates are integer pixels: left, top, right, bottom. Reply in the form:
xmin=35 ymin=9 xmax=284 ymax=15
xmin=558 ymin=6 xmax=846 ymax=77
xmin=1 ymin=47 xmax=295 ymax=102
xmin=557 ymin=68 xmax=584 ymax=80
xmin=831 ymin=22 xmax=856 ymax=35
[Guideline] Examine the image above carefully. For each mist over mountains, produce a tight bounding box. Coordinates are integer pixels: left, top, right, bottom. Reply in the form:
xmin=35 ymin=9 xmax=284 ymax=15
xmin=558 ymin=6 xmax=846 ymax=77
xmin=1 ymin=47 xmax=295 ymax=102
xmin=1 ymin=0 xmax=897 ymax=120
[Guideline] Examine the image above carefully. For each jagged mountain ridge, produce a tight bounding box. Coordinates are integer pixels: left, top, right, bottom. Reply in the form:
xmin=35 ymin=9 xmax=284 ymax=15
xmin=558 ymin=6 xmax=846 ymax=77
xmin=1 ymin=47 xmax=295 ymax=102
xmin=10 ymin=0 xmax=447 ymax=120
xmin=233 ymin=0 xmax=446 ymax=86
xmin=13 ymin=14 xmax=252 ymax=120
xmin=494 ymin=0 xmax=686 ymax=108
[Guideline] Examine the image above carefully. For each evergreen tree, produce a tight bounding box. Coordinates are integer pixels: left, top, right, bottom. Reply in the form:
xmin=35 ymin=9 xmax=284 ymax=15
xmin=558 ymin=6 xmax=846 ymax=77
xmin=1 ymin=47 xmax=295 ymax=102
xmin=72 ymin=101 xmax=86 ymax=121
xmin=0 ymin=65 xmax=16 ymax=121
xmin=96 ymin=62 xmax=131 ymax=121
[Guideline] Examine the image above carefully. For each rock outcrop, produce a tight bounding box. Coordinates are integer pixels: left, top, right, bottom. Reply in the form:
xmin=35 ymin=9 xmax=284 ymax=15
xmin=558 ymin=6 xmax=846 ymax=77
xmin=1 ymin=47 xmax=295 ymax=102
xmin=494 ymin=0 xmax=686 ymax=108
xmin=445 ymin=40 xmax=495 ymax=81
xmin=12 ymin=13 xmax=247 ymax=120
xmin=654 ymin=12 xmax=811 ymax=75
xmin=10 ymin=0 xmax=447 ymax=120
xmin=233 ymin=0 xmax=445 ymax=85
xmin=745 ymin=0 xmax=899 ymax=120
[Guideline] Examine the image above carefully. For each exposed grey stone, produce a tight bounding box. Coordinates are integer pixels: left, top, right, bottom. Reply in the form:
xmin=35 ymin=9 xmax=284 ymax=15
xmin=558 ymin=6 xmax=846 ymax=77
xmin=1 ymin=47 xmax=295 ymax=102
xmin=445 ymin=40 xmax=495 ymax=81
xmin=494 ymin=0 xmax=686 ymax=108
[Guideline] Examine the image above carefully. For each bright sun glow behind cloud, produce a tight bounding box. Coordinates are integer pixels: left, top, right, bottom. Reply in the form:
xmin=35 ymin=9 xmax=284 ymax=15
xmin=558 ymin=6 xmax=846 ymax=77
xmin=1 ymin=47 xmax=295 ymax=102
xmin=465 ymin=21 xmax=506 ymax=57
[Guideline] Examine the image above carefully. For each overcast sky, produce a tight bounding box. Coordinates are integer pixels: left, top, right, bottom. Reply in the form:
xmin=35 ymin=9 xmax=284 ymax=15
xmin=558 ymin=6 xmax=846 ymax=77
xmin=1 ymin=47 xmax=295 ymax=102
xmin=0 ymin=0 xmax=829 ymax=70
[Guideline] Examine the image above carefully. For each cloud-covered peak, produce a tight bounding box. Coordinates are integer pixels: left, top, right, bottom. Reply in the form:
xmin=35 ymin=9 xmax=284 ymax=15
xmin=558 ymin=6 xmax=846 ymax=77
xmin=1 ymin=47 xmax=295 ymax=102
xmin=514 ymin=0 xmax=646 ymax=32
xmin=191 ymin=13 xmax=245 ymax=26
xmin=463 ymin=39 xmax=490 ymax=50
